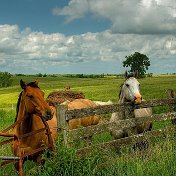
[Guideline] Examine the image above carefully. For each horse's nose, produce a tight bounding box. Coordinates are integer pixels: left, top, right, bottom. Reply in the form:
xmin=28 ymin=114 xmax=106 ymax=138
xmin=134 ymin=95 xmax=142 ymax=104
xmin=45 ymin=110 xmax=53 ymax=120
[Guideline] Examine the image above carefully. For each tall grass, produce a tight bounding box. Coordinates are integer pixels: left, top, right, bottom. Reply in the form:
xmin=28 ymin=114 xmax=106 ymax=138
xmin=0 ymin=109 xmax=15 ymax=131
xmin=24 ymin=134 xmax=176 ymax=176
xmin=1 ymin=135 xmax=176 ymax=176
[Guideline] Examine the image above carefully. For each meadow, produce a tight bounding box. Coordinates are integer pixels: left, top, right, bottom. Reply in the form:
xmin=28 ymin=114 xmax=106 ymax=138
xmin=0 ymin=74 xmax=176 ymax=176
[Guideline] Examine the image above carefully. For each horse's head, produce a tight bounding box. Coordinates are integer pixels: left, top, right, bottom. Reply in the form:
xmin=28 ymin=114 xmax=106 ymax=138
xmin=119 ymin=73 xmax=142 ymax=104
xmin=20 ymin=80 xmax=53 ymax=121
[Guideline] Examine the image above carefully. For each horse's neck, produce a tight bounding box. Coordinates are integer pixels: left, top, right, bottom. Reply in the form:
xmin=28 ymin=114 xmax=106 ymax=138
xmin=14 ymin=98 xmax=32 ymax=136
xmin=118 ymin=91 xmax=136 ymax=119
xmin=118 ymin=93 xmax=125 ymax=104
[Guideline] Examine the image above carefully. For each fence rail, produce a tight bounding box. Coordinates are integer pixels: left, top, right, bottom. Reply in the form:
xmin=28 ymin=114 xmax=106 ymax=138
xmin=76 ymin=125 xmax=176 ymax=156
xmin=69 ymin=112 xmax=176 ymax=140
xmin=57 ymin=97 xmax=176 ymax=150
xmin=66 ymin=98 xmax=176 ymax=119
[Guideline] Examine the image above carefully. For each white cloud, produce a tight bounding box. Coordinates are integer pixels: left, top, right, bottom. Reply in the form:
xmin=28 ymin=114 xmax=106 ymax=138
xmin=0 ymin=24 xmax=176 ymax=73
xmin=53 ymin=0 xmax=89 ymax=23
xmin=53 ymin=0 xmax=176 ymax=34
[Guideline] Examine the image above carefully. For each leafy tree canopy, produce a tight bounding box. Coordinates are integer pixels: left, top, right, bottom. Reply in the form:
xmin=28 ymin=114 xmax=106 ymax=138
xmin=123 ymin=52 xmax=150 ymax=78
xmin=0 ymin=72 xmax=13 ymax=87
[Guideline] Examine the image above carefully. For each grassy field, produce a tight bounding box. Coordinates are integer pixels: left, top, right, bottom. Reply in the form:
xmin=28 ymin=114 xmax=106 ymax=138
xmin=1 ymin=75 xmax=176 ymax=108
xmin=0 ymin=75 xmax=176 ymax=175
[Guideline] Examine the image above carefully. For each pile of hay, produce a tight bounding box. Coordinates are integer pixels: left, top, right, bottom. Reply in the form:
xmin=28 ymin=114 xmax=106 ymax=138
xmin=46 ymin=90 xmax=85 ymax=106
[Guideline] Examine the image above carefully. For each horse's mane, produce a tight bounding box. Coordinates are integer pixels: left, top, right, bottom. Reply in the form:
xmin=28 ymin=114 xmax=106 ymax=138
xmin=14 ymin=82 xmax=40 ymax=122
xmin=14 ymin=91 xmax=23 ymax=122
xmin=119 ymin=84 xmax=123 ymax=98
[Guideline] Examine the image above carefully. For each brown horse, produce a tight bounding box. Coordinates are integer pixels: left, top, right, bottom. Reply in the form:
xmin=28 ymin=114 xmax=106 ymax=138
xmin=11 ymin=80 xmax=57 ymax=171
xmin=46 ymin=90 xmax=100 ymax=130
xmin=67 ymin=98 xmax=100 ymax=129
xmin=12 ymin=85 xmax=99 ymax=170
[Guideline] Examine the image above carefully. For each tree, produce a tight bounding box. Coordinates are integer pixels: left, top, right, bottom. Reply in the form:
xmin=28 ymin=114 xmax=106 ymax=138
xmin=123 ymin=52 xmax=150 ymax=78
xmin=0 ymin=72 xmax=13 ymax=87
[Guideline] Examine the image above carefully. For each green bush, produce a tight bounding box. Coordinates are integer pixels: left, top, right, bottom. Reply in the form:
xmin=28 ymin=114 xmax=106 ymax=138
xmin=0 ymin=72 xmax=13 ymax=87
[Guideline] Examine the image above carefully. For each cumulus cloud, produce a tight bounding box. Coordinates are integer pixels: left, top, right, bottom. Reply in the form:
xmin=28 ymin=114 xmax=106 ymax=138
xmin=53 ymin=0 xmax=89 ymax=23
xmin=53 ymin=0 xmax=176 ymax=34
xmin=0 ymin=24 xmax=176 ymax=73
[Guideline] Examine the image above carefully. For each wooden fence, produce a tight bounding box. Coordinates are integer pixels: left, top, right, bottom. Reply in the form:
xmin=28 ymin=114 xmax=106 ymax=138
xmin=56 ymin=98 xmax=176 ymax=153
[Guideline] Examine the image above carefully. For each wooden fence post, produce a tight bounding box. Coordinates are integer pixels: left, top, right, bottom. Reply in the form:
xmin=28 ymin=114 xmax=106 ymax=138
xmin=56 ymin=104 xmax=69 ymax=146
xmin=166 ymin=89 xmax=176 ymax=125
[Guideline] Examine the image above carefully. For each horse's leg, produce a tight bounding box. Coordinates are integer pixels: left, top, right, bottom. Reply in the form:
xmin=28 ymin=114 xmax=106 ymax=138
xmin=14 ymin=159 xmax=23 ymax=176
xmin=140 ymin=123 xmax=152 ymax=150
xmin=36 ymin=155 xmax=44 ymax=165
xmin=31 ymin=153 xmax=45 ymax=166
xmin=12 ymin=142 xmax=25 ymax=175
xmin=133 ymin=123 xmax=152 ymax=151
xmin=133 ymin=140 xmax=149 ymax=151
xmin=14 ymin=161 xmax=20 ymax=171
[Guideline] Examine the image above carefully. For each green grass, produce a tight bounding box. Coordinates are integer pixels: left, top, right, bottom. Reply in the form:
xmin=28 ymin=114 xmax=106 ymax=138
xmin=1 ymin=75 xmax=176 ymax=108
xmin=0 ymin=110 xmax=15 ymax=131
xmin=0 ymin=75 xmax=176 ymax=175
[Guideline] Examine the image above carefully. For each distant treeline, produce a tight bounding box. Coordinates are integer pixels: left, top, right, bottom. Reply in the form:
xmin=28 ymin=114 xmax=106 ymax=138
xmin=15 ymin=73 xmax=124 ymax=78
xmin=14 ymin=73 xmax=176 ymax=79
xmin=64 ymin=74 xmax=105 ymax=78
xmin=1 ymin=72 xmax=176 ymax=88
xmin=63 ymin=73 xmax=156 ymax=78
xmin=15 ymin=73 xmax=57 ymax=77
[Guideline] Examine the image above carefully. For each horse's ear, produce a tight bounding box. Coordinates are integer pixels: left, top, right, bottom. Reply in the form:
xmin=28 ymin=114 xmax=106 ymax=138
xmin=125 ymin=71 xmax=128 ymax=79
xmin=20 ymin=79 xmax=26 ymax=89
xmin=167 ymin=89 xmax=176 ymax=98
xmin=34 ymin=80 xmax=39 ymax=86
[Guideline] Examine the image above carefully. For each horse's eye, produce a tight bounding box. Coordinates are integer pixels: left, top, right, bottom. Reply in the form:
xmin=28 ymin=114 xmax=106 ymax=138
xmin=126 ymin=84 xmax=129 ymax=87
xmin=28 ymin=95 xmax=33 ymax=99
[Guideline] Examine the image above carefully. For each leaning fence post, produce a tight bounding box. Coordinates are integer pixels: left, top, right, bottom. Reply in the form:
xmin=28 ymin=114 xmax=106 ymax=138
xmin=56 ymin=104 xmax=69 ymax=146
xmin=166 ymin=89 xmax=176 ymax=125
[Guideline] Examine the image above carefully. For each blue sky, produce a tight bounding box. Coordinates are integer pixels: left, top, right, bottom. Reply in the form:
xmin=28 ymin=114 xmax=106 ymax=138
xmin=0 ymin=0 xmax=176 ymax=74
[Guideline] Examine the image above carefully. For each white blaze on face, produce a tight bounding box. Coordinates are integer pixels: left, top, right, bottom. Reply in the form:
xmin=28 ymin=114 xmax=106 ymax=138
xmin=124 ymin=78 xmax=141 ymax=103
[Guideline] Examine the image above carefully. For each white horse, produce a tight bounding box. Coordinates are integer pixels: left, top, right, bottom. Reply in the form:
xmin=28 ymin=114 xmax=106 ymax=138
xmin=110 ymin=72 xmax=152 ymax=144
